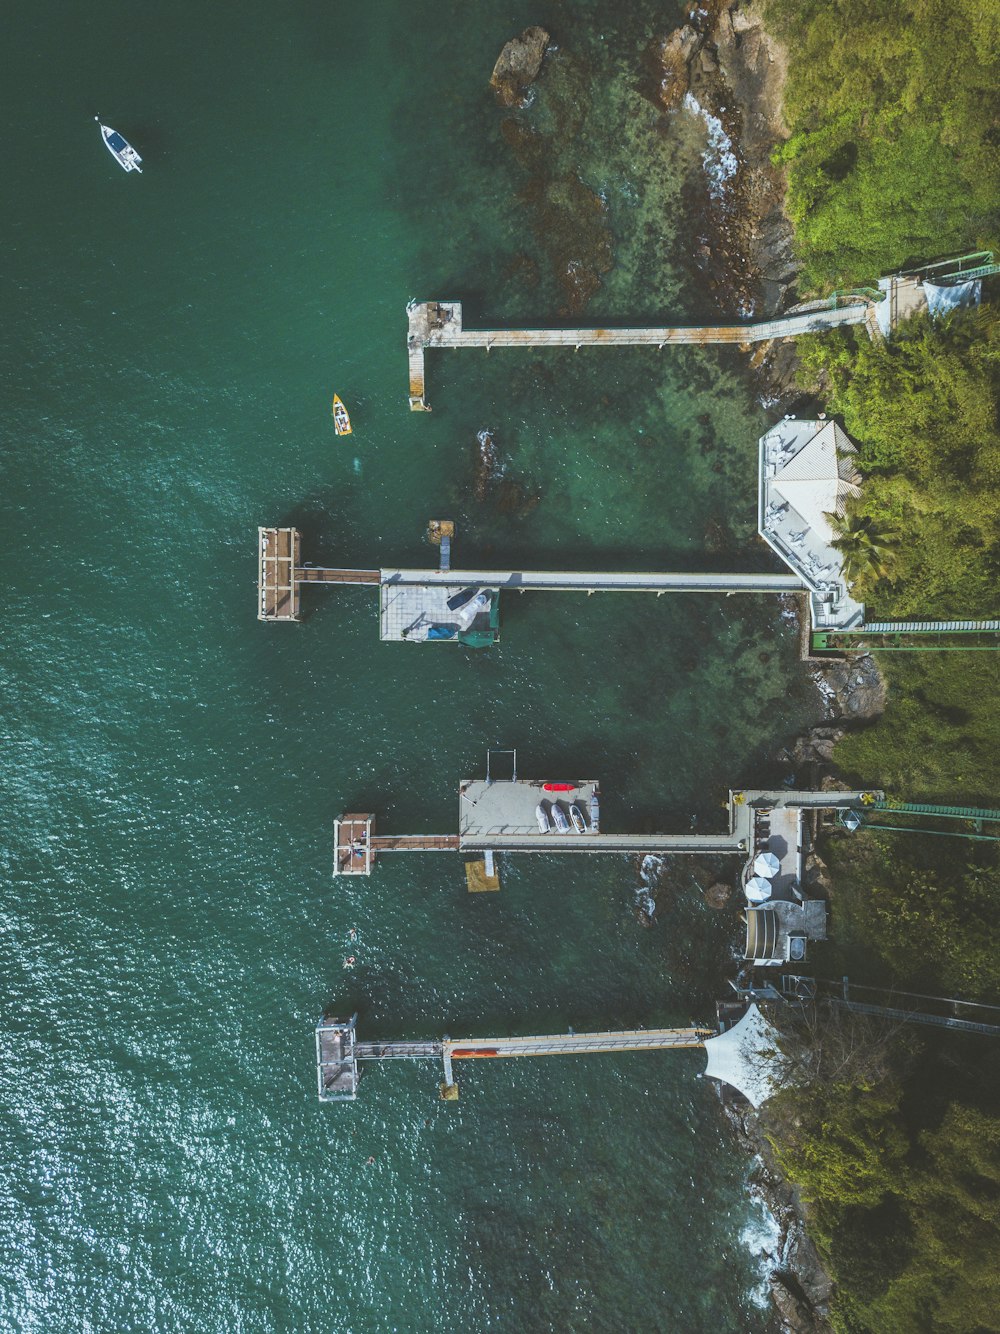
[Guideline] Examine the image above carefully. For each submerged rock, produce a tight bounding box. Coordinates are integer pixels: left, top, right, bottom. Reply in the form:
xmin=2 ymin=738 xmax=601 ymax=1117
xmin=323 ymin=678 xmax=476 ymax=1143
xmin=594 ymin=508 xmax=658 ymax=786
xmin=490 ymin=26 xmax=550 ymax=107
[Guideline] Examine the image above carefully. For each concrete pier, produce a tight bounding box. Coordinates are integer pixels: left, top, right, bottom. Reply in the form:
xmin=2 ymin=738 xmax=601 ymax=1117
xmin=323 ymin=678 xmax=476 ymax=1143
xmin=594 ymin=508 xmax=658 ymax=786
xmin=406 ymin=298 xmax=873 ymax=410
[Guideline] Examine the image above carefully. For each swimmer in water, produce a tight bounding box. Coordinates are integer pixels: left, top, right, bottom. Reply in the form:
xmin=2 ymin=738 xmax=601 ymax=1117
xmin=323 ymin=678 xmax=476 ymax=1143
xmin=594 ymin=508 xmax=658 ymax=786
xmin=343 ymin=956 xmax=356 ymax=969
xmin=348 ymin=927 xmax=357 ymax=941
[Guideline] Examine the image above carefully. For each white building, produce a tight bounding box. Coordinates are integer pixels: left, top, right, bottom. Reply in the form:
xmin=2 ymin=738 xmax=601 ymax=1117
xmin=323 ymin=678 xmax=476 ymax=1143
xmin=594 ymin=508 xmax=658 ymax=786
xmin=758 ymin=419 xmax=865 ymax=631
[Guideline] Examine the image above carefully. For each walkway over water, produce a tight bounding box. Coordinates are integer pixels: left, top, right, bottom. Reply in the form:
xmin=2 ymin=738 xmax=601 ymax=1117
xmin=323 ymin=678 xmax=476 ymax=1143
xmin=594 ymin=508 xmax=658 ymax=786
xmin=406 ymin=298 xmax=873 ymax=410
xmin=333 ymin=785 xmax=882 ymax=875
xmin=258 ymin=528 xmax=804 ymax=626
xmin=319 ymin=1014 xmax=712 ymax=1100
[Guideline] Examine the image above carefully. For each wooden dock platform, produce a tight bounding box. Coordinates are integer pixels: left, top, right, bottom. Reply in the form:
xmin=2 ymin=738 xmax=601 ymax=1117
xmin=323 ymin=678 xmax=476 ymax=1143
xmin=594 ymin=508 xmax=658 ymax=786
xmin=333 ymin=813 xmax=375 ymax=876
xmin=258 ymin=527 xmax=379 ymax=621
xmin=370 ymin=834 xmax=461 ymax=852
xmin=406 ymin=298 xmax=873 ymax=410
xmin=258 ymin=526 xmax=301 ymax=621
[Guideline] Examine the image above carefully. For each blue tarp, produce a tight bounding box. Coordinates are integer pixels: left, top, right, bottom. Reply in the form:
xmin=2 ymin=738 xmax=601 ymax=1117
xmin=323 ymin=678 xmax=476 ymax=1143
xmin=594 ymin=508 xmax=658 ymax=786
xmin=427 ymin=625 xmax=456 ymax=640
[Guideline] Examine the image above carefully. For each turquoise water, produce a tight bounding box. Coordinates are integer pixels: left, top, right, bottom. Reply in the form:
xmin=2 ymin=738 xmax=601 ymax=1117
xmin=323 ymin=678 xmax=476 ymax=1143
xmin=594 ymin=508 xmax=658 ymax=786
xmin=1 ymin=3 xmax=819 ymax=1329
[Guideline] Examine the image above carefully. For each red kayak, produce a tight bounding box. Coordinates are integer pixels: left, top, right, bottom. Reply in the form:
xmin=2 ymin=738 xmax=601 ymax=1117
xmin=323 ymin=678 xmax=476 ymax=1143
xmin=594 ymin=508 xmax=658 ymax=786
xmin=543 ymin=782 xmax=575 ymax=792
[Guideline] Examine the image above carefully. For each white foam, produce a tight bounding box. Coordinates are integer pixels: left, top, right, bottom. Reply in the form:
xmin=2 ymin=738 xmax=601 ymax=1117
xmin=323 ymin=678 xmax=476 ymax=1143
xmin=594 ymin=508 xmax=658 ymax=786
xmin=682 ymin=92 xmax=739 ymax=200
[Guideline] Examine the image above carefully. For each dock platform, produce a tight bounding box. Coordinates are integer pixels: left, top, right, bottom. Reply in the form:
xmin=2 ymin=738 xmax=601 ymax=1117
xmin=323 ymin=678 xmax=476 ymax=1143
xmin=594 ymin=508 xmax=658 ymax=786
xmin=333 ymin=813 xmax=375 ymax=876
xmin=258 ymin=528 xmax=378 ymax=623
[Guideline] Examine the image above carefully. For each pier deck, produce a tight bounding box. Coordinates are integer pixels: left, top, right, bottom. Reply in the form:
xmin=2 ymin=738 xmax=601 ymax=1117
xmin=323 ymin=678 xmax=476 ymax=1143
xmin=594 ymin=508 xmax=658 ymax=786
xmin=406 ymin=299 xmax=872 ymax=409
xmin=258 ymin=527 xmax=301 ymax=620
xmin=333 ymin=813 xmax=375 ymax=876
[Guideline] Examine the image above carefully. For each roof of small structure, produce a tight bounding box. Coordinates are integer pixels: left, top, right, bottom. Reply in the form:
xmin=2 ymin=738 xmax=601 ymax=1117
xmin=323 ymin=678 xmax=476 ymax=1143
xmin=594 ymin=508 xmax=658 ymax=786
xmin=702 ymin=1004 xmax=782 ymax=1108
xmin=769 ymin=421 xmax=860 ymax=544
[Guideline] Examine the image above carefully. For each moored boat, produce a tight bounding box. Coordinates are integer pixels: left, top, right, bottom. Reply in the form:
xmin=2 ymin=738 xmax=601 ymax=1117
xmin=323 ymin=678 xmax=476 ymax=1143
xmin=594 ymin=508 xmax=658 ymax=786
xmin=332 ymin=394 xmax=352 ymax=435
xmin=535 ymin=803 xmax=551 ymax=834
xmin=95 ymin=117 xmax=142 ymax=173
xmin=589 ymin=789 xmax=600 ymax=832
xmin=551 ymin=802 xmax=570 ymax=833
xmin=569 ymin=804 xmax=587 ymax=834
xmin=543 ymin=782 xmax=574 ymax=792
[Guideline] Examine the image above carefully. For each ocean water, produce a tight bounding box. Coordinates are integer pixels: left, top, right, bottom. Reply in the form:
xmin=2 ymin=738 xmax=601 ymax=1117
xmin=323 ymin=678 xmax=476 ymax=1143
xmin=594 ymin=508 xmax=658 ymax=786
xmin=0 ymin=3 xmax=818 ymax=1330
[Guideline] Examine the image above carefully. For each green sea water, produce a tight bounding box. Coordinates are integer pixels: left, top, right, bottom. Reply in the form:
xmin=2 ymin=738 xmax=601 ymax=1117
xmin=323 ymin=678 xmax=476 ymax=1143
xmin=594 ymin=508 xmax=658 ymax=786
xmin=1 ymin=3 xmax=821 ymax=1330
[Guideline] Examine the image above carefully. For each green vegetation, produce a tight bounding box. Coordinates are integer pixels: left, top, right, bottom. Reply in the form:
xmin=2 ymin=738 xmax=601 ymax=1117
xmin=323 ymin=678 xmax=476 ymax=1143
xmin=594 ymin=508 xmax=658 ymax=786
xmin=752 ymin=5 xmax=1000 ymax=1328
xmin=767 ymin=1047 xmax=1000 ymax=1334
xmin=763 ymin=0 xmax=1000 ymax=288
xmin=798 ymin=308 xmax=1000 ymax=618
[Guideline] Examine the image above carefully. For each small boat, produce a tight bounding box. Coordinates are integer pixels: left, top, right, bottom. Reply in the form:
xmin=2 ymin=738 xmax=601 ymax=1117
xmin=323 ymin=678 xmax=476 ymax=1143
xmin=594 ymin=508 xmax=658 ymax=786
xmin=590 ymin=789 xmax=600 ymax=832
xmin=551 ymin=802 xmax=570 ymax=833
xmin=569 ymin=804 xmax=587 ymax=834
xmin=535 ymin=803 xmax=551 ymax=834
xmin=332 ymin=395 xmax=352 ymax=436
xmin=543 ymin=782 xmax=575 ymax=792
xmin=95 ymin=117 xmax=142 ymax=173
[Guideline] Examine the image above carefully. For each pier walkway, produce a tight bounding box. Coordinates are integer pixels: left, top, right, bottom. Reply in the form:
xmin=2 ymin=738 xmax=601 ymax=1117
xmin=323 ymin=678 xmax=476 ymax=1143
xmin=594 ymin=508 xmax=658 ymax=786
xmin=320 ymin=1014 xmax=712 ymax=1100
xmin=406 ymin=298 xmax=872 ymax=410
xmin=383 ymin=567 xmax=803 ymax=594
xmin=334 ymin=783 xmax=881 ymax=875
xmin=259 ymin=527 xmax=805 ymax=625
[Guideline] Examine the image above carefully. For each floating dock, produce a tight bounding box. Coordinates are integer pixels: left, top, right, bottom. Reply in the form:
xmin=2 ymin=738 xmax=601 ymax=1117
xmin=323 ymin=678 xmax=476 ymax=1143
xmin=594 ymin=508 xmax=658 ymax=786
xmin=406 ymin=298 xmax=874 ymax=410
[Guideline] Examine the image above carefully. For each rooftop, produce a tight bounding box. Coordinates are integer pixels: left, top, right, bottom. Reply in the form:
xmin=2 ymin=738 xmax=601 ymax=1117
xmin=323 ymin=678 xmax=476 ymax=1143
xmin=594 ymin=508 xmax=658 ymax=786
xmin=758 ymin=419 xmax=865 ymax=631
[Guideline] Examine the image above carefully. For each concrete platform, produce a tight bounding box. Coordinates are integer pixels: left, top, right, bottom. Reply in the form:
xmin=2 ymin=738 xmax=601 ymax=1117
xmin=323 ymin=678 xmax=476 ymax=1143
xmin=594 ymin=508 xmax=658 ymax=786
xmin=380 ymin=582 xmax=498 ymax=643
xmin=459 ymin=778 xmax=598 ymax=840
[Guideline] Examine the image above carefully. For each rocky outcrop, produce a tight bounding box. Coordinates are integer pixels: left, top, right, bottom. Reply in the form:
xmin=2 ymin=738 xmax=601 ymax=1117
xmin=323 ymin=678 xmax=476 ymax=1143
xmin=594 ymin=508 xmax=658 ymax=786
xmin=651 ymin=3 xmax=803 ymax=401
xmin=724 ymin=1099 xmax=835 ymax=1333
xmin=490 ymin=26 xmax=550 ymax=107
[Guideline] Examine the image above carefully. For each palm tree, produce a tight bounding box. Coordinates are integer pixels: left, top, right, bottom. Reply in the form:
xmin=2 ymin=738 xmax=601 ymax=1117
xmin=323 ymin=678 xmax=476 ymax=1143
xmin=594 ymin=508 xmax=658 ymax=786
xmin=825 ymin=510 xmax=901 ymax=586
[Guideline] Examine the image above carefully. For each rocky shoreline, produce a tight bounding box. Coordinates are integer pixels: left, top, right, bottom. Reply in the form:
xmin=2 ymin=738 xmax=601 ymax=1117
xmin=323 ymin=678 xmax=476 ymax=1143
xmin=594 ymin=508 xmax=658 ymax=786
xmin=653 ymin=1 xmax=805 ymax=403
xmin=652 ymin=9 xmax=886 ymax=1330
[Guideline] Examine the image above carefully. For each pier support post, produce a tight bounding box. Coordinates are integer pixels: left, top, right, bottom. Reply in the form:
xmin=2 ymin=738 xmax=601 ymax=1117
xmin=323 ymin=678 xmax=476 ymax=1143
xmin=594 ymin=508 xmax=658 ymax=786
xmin=440 ymin=1042 xmax=459 ymax=1100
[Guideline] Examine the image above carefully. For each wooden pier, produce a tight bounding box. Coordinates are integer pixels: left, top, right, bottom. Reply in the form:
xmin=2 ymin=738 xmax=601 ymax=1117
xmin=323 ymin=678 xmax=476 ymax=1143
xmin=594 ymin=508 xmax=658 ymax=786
xmin=406 ymin=298 xmax=874 ymax=410
xmin=333 ymin=813 xmax=375 ymax=876
xmin=258 ymin=527 xmax=378 ymax=622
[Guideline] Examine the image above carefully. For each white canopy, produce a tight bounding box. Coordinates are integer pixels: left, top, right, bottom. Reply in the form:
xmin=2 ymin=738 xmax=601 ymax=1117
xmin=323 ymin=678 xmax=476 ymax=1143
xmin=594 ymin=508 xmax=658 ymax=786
xmin=702 ymin=1004 xmax=782 ymax=1108
xmin=753 ymin=851 xmax=780 ymax=879
xmin=744 ymin=876 xmax=772 ymax=903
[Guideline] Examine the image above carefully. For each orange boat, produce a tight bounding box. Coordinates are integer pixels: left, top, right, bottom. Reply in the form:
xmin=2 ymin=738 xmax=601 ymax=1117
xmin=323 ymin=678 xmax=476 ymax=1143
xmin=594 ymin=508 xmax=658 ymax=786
xmin=450 ymin=1049 xmax=498 ymax=1059
xmin=332 ymin=394 xmax=352 ymax=436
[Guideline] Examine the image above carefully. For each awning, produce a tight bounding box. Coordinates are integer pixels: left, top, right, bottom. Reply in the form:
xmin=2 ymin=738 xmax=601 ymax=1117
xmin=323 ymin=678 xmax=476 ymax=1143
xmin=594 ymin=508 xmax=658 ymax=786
xmin=702 ymin=1004 xmax=781 ymax=1107
xmin=745 ymin=906 xmax=780 ymax=960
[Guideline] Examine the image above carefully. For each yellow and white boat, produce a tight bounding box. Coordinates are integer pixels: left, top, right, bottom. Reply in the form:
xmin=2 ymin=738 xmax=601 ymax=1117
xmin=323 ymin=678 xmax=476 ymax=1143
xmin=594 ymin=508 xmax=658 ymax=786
xmin=332 ymin=395 xmax=352 ymax=436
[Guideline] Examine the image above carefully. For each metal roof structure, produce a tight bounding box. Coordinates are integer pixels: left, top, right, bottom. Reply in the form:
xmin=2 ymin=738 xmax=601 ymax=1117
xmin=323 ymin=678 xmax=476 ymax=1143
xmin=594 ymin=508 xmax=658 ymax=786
xmin=758 ymin=419 xmax=865 ymax=631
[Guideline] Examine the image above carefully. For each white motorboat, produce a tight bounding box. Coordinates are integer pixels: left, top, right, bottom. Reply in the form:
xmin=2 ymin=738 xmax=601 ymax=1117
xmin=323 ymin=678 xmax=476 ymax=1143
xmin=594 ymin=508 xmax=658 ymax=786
xmin=589 ymin=789 xmax=600 ymax=832
xmin=569 ymin=803 xmax=587 ymax=834
xmin=535 ymin=803 xmax=551 ymax=834
xmin=95 ymin=117 xmax=142 ymax=173
xmin=551 ymin=802 xmax=570 ymax=833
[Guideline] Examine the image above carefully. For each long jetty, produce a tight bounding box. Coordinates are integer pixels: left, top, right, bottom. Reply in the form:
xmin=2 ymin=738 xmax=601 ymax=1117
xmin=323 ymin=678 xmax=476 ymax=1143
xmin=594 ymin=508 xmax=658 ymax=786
xmin=258 ymin=527 xmax=804 ymax=624
xmin=334 ymin=787 xmax=881 ymax=876
xmin=317 ymin=1014 xmax=713 ymax=1101
xmin=406 ymin=298 xmax=876 ymax=410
